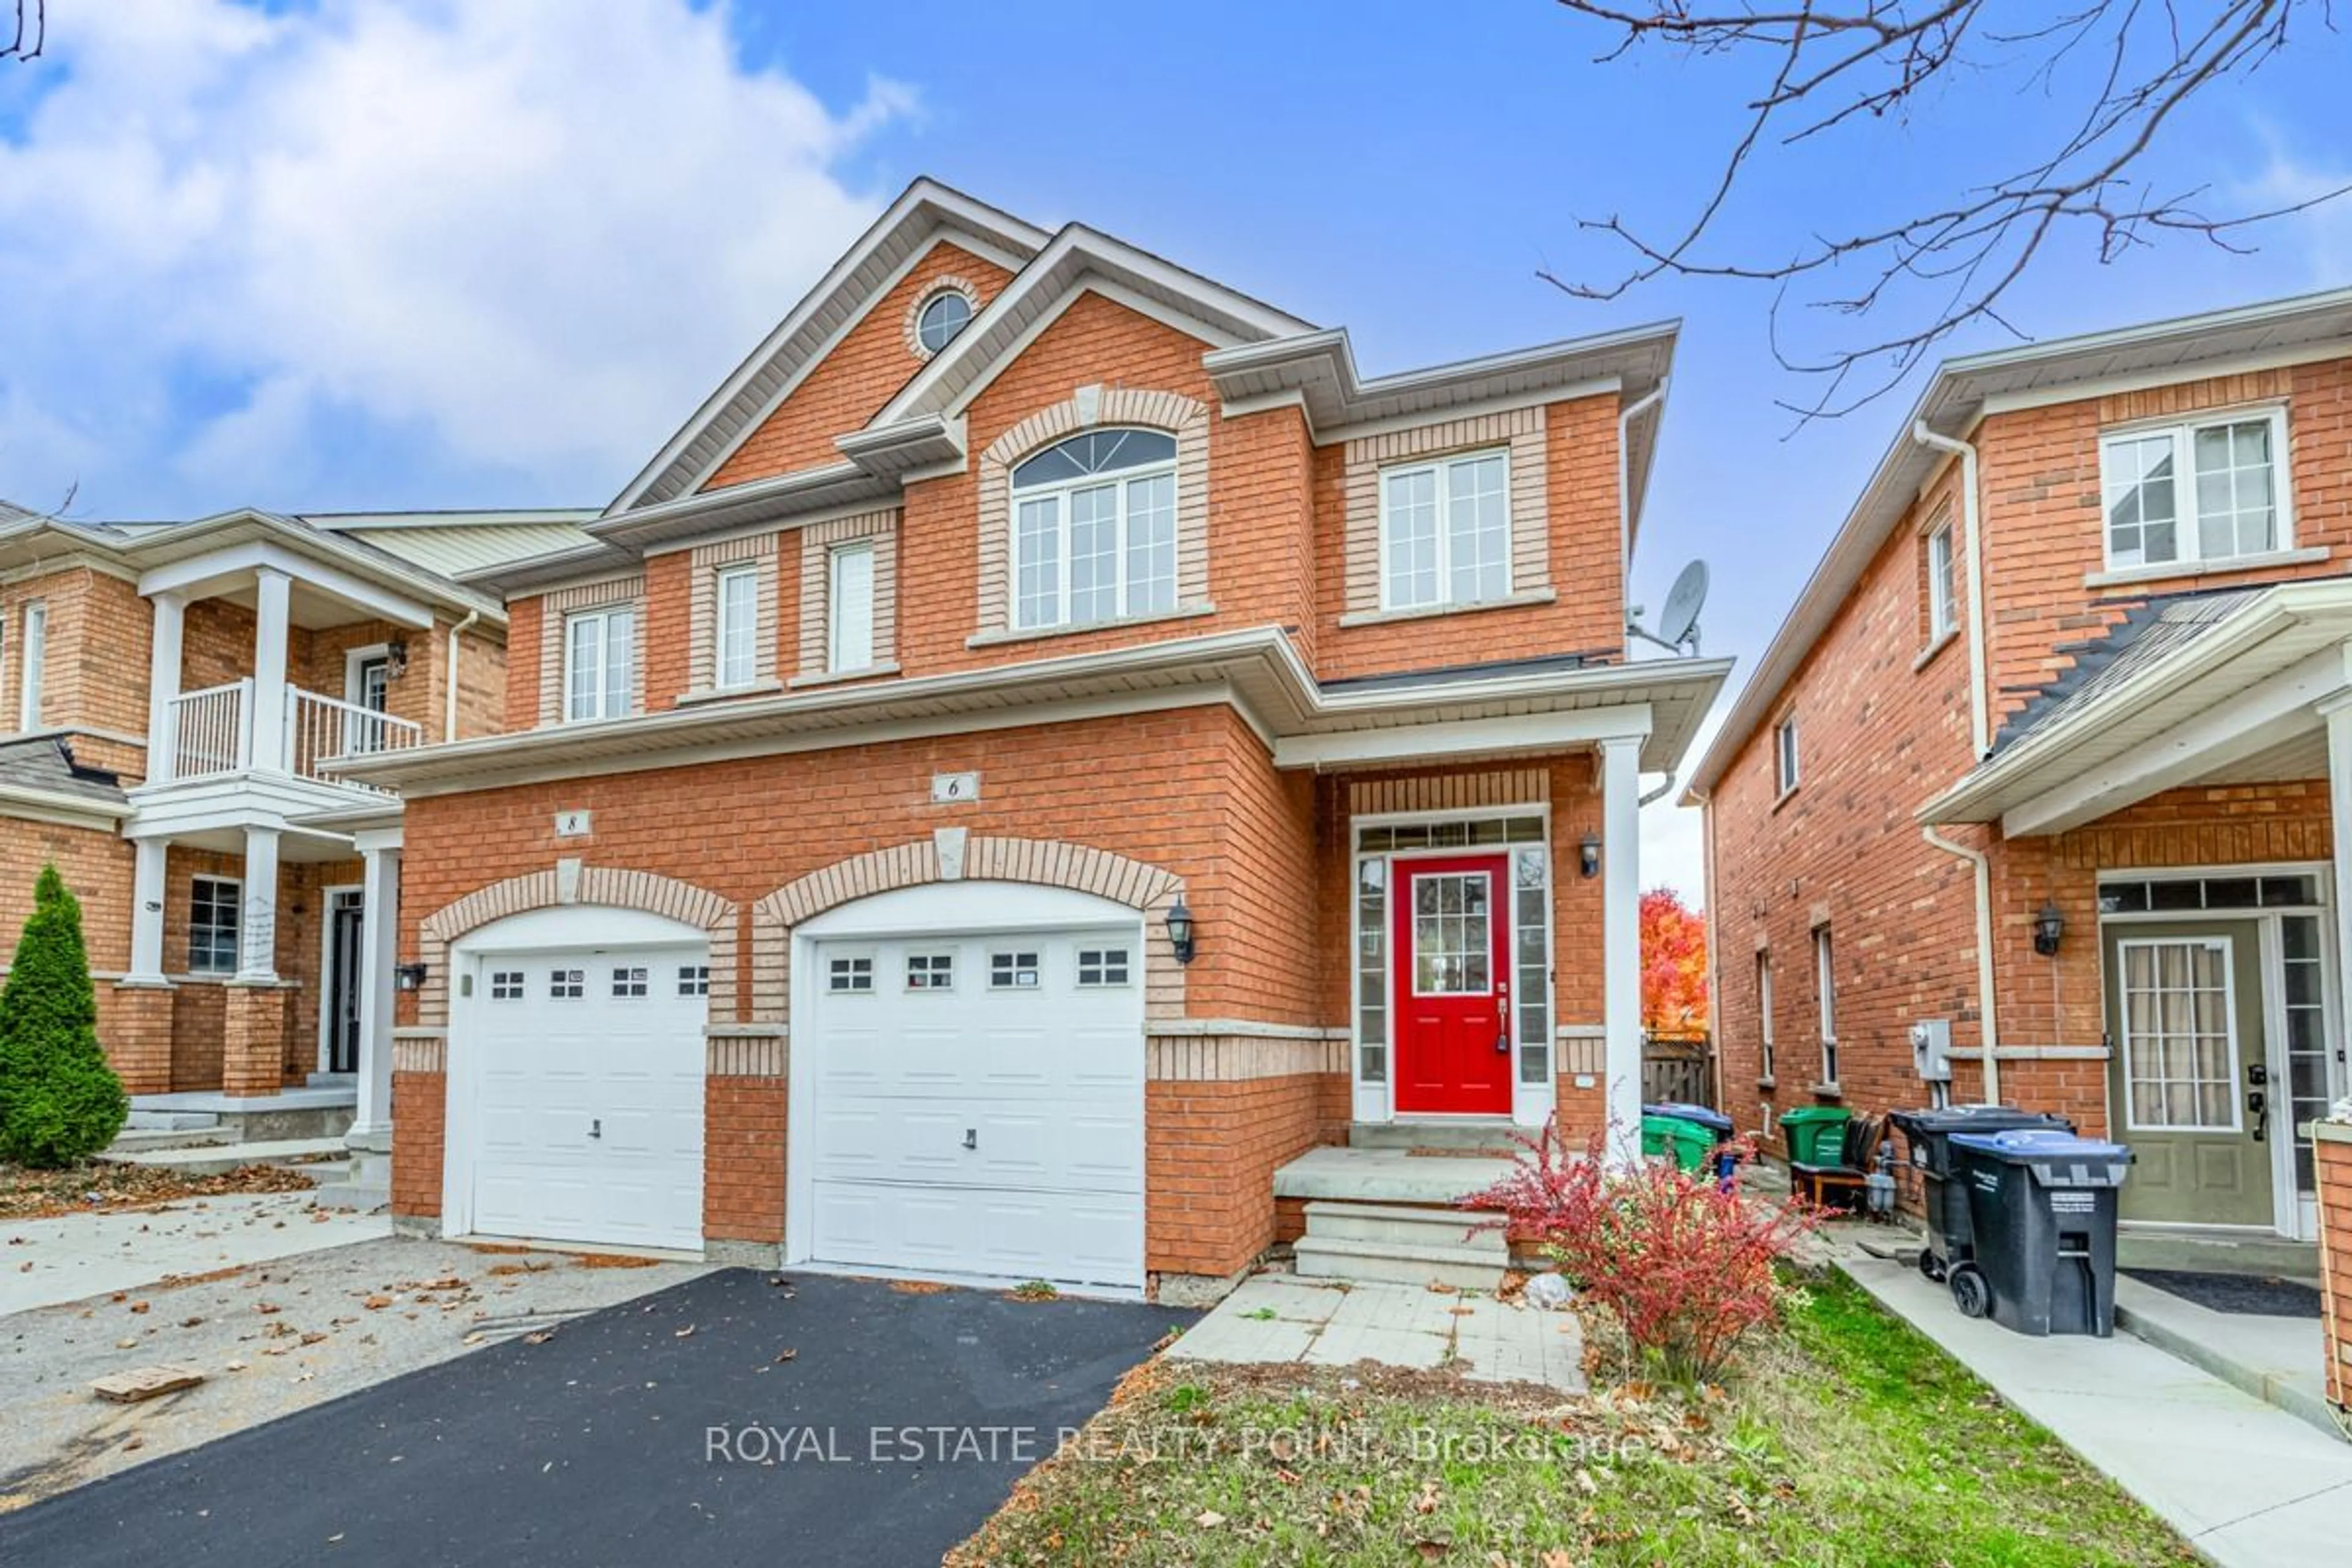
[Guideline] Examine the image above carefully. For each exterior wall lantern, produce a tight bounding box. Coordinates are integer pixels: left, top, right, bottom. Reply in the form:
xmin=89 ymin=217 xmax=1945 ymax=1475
xmin=1578 ymin=831 xmax=1602 ymax=880
xmin=1164 ymin=897 xmax=1197 ymax=965
xmin=385 ymin=638 xmax=411 ymax=679
xmin=394 ymin=962 xmax=428 ymax=992
xmin=2032 ymin=902 xmax=2065 ymax=957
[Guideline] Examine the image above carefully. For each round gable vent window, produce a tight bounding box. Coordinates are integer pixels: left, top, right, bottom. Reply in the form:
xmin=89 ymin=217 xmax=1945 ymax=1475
xmin=915 ymin=288 xmax=974 ymax=355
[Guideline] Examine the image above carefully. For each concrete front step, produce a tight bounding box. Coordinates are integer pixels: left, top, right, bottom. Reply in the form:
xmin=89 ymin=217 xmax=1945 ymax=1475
xmin=1348 ymin=1120 xmax=1522 ymax=1152
xmin=311 ymin=1178 xmax=390 ymax=1213
xmin=97 ymin=1137 xmax=350 ymax=1178
xmin=1275 ymin=1145 xmax=1515 ymax=1205
xmin=1293 ymin=1200 xmax=1510 ymax=1292
xmin=125 ymin=1110 xmax=223 ymax=1133
xmin=107 ymin=1125 xmax=241 ymax=1155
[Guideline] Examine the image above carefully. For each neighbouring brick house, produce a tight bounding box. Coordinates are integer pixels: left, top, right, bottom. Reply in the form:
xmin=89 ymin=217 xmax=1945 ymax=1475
xmin=334 ymin=179 xmax=1727 ymax=1301
xmin=0 ymin=503 xmax=590 ymax=1156
xmin=1692 ymin=287 xmax=2352 ymax=1248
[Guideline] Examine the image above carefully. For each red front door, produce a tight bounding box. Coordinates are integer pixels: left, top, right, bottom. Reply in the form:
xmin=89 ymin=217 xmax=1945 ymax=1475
xmin=1392 ymin=854 xmax=1513 ymax=1115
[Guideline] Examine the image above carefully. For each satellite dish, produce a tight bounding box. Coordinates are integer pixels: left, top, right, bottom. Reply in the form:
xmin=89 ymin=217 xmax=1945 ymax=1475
xmin=1657 ymin=559 xmax=1709 ymax=652
xmin=1627 ymin=559 xmax=1710 ymax=657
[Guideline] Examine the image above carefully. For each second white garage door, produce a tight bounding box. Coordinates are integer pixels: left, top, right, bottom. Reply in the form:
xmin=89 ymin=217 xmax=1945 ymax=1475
xmin=802 ymin=922 xmax=1145 ymax=1292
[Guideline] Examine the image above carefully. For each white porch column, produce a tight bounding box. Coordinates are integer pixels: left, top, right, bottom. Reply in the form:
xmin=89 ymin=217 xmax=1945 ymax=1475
xmin=349 ymin=830 xmax=402 ymax=1143
xmin=127 ymin=836 xmax=170 ymax=984
xmin=236 ymin=824 xmax=282 ymax=983
xmin=1600 ymin=734 xmax=1644 ymax=1161
xmin=2324 ymin=697 xmax=2352 ymax=1066
xmin=248 ymin=567 xmax=292 ymax=774
xmin=145 ymin=592 xmax=185 ymax=785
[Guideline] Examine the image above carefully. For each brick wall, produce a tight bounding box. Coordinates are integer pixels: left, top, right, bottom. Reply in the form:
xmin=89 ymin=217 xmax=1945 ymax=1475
xmin=2319 ymin=1129 xmax=2351 ymax=1409
xmin=705 ymin=1076 xmax=788 ymax=1244
xmin=1147 ymin=1073 xmax=1327 ymax=1277
xmin=391 ymin=1069 xmax=446 ymax=1216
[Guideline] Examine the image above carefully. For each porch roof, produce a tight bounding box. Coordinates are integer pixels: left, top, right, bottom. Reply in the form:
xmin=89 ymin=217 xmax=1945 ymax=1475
xmin=1919 ymin=577 xmax=2352 ymax=835
xmin=331 ymin=627 xmax=1730 ymax=799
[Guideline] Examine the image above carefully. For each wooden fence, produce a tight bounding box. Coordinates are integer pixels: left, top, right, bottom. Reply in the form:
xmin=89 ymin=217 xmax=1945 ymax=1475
xmin=1640 ymin=1030 xmax=1714 ymax=1109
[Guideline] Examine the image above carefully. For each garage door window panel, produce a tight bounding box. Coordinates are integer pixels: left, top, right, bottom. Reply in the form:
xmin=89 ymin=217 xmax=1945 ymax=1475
xmin=990 ymin=951 xmax=1042 ymax=989
xmin=489 ymin=970 xmax=525 ymax=1001
xmin=829 ymin=955 xmax=875 ymax=993
xmin=612 ymin=966 xmax=649 ymax=999
xmin=677 ymin=965 xmax=709 ymax=997
xmin=907 ymin=952 xmax=955 ymax=991
xmin=549 ymin=968 xmax=584 ymax=1000
xmin=1077 ymin=948 xmax=1131 ymax=987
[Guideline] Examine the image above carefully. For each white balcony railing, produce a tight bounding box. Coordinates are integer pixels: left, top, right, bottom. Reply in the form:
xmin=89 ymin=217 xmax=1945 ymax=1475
xmin=162 ymin=679 xmax=422 ymax=793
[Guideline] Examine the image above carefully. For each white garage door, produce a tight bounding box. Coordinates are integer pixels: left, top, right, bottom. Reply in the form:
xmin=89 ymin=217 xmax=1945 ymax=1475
xmin=804 ymin=925 xmax=1145 ymax=1292
xmin=467 ymin=942 xmax=707 ymax=1251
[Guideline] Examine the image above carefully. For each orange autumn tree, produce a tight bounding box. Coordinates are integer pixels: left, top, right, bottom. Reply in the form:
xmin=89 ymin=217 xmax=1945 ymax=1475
xmin=1641 ymin=888 xmax=1708 ymax=1035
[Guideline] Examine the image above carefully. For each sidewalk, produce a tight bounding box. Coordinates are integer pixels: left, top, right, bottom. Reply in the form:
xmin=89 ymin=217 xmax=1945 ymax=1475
xmin=1840 ymin=1251 xmax=2352 ymax=1566
xmin=1 ymin=1191 xmax=388 ymax=1316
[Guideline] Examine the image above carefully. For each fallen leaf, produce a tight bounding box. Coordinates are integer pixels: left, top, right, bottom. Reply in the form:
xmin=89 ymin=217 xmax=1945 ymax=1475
xmin=673 ymin=1325 xmax=696 ymax=1339
xmin=774 ymin=1349 xmax=797 ymax=1363
xmin=1195 ymin=1510 xmax=1226 ymax=1528
xmin=523 ymin=1331 xmax=554 ymax=1346
xmin=362 ymin=1296 xmax=392 ymax=1311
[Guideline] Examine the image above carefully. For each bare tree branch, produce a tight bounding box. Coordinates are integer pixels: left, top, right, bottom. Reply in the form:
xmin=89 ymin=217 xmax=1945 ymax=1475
xmin=1542 ymin=1 xmax=2350 ymax=420
xmin=2 ymin=1 xmax=43 ymax=64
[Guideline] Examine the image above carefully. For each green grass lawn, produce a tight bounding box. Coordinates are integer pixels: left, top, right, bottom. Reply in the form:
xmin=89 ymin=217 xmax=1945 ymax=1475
xmin=951 ymin=1270 xmax=2196 ymax=1567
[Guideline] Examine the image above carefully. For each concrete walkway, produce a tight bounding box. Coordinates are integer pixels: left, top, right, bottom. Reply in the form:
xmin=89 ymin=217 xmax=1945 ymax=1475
xmin=1 ymin=1192 xmax=387 ymax=1317
xmin=1168 ymin=1273 xmax=1585 ymax=1389
xmin=1841 ymin=1251 xmax=2352 ymax=1566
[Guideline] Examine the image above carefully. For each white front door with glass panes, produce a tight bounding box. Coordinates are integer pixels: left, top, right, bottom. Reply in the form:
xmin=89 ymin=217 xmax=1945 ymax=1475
xmin=2099 ymin=869 xmax=2348 ymax=1238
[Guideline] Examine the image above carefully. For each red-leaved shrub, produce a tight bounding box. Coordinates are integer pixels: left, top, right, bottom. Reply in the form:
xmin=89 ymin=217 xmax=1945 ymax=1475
xmin=1468 ymin=1119 xmax=1817 ymax=1385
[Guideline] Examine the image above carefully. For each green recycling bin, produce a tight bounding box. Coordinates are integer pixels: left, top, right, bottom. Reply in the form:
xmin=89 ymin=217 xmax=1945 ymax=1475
xmin=1642 ymin=1113 xmax=1716 ymax=1174
xmin=1778 ymin=1106 xmax=1852 ymax=1166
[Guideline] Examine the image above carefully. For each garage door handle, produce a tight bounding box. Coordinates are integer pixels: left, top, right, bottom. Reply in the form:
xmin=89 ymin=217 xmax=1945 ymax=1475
xmin=589 ymin=1118 xmax=602 ymax=1141
xmin=962 ymin=1128 xmax=977 ymax=1151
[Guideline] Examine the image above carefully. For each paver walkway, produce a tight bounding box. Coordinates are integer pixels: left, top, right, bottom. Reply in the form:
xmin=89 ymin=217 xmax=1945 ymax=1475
xmin=1168 ymin=1273 xmax=1585 ymax=1389
xmin=1841 ymin=1250 xmax=2352 ymax=1567
xmin=1 ymin=1192 xmax=386 ymax=1317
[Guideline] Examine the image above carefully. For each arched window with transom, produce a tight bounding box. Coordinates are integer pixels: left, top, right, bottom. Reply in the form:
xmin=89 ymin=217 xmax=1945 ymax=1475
xmin=1008 ymin=428 xmax=1178 ymax=630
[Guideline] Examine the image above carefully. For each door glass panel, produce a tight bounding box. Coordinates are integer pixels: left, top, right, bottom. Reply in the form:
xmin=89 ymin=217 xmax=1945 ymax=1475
xmin=1412 ymin=872 xmax=1491 ymax=995
xmin=2120 ymin=938 xmax=2237 ymax=1132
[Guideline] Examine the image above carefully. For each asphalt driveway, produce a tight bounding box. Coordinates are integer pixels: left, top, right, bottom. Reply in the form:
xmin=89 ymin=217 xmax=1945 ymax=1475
xmin=0 ymin=1269 xmax=1194 ymax=1567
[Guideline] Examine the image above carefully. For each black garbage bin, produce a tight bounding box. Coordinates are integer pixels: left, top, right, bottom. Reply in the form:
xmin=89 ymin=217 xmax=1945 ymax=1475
xmin=1946 ymin=1128 xmax=2131 ymax=1336
xmin=1888 ymin=1106 xmax=2075 ymax=1281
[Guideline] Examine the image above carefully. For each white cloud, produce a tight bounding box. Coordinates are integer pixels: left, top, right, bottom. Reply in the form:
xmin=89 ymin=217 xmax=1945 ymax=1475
xmin=2239 ymin=125 xmax=2352 ymax=288
xmin=0 ymin=0 xmax=911 ymax=515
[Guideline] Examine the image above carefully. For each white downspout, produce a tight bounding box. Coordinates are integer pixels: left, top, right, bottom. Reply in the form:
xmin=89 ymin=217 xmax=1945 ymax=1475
xmin=444 ymin=609 xmax=481 ymax=743
xmin=1618 ymin=379 xmax=1670 ymax=592
xmin=1911 ymin=421 xmax=1989 ymax=758
xmin=1921 ymin=824 xmax=2001 ymax=1104
xmin=1637 ymin=771 xmax=1677 ymax=809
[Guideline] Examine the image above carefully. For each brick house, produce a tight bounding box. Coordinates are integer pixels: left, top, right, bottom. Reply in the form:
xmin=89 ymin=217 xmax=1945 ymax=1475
xmin=0 ymin=503 xmax=588 ymax=1157
xmin=331 ymin=179 xmax=1728 ymax=1300
xmin=1692 ymin=287 xmax=2352 ymax=1246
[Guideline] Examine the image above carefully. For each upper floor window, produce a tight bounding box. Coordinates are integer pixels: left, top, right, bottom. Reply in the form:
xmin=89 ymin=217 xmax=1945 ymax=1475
xmin=1774 ymin=714 xmax=1800 ymax=796
xmin=828 ymin=541 xmax=875 ymax=671
xmin=713 ymin=564 xmax=760 ymax=690
xmin=1010 ymin=429 xmax=1178 ymax=630
xmin=1926 ymin=519 xmax=1957 ymax=642
xmin=565 ymin=605 xmax=634 ymax=723
xmin=916 ymin=289 xmax=973 ymax=354
xmin=1379 ymin=450 xmax=1508 ymax=612
xmin=2102 ymin=409 xmax=2288 ymax=572
xmin=17 ymin=600 xmax=45 ymax=731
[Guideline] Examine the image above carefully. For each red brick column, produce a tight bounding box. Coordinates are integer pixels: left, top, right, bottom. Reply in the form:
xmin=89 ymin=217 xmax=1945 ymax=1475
xmin=102 ymin=982 xmax=177 ymax=1096
xmin=2318 ymin=1125 xmax=2352 ymax=1412
xmin=222 ymin=982 xmax=290 ymax=1097
xmin=391 ymin=1068 xmax=446 ymax=1220
xmin=705 ymin=1033 xmax=788 ymax=1245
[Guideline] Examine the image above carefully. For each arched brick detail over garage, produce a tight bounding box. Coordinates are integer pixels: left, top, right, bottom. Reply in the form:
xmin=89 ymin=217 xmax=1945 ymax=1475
xmin=416 ymin=864 xmax=738 ymax=1029
xmin=747 ymin=834 xmax=1185 ymax=1023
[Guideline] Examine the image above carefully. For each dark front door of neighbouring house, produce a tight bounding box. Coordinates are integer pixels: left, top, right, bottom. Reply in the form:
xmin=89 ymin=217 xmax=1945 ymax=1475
xmin=352 ymin=655 xmax=391 ymax=753
xmin=326 ymin=891 xmax=364 ymax=1076
xmin=2103 ymin=918 xmax=2274 ymax=1228
xmin=1392 ymin=854 xmax=1513 ymax=1115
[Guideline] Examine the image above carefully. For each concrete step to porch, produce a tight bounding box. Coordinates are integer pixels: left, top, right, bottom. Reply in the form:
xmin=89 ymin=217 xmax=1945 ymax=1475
xmin=127 ymin=1088 xmax=356 ymax=1143
xmin=1294 ymin=1202 xmax=1509 ymax=1292
xmin=312 ymin=1150 xmax=390 ymax=1214
xmin=1275 ymin=1145 xmax=1515 ymax=1205
xmin=105 ymin=1125 xmax=241 ymax=1155
xmin=2117 ymin=1227 xmax=2324 ymax=1284
xmin=2113 ymin=1275 xmax=2339 ymax=1441
xmin=97 ymin=1136 xmax=351 ymax=1178
xmin=1348 ymin=1120 xmax=1523 ymax=1153
xmin=125 ymin=1109 xmax=222 ymax=1133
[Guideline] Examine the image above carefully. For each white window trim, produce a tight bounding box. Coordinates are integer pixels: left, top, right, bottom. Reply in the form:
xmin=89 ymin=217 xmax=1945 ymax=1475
xmin=1774 ymin=716 xmax=1800 ymax=798
xmin=2116 ymin=933 xmax=2245 ymax=1134
xmin=1814 ymin=927 xmax=1837 ymax=1083
xmin=826 ymin=540 xmax=876 ymax=673
xmin=564 ymin=605 xmax=634 ymax=723
xmin=1757 ymin=951 xmax=1776 ymax=1082
xmin=2099 ymin=404 xmax=2293 ymax=574
xmin=1376 ymin=447 xmax=1512 ymax=613
xmin=1926 ymin=520 xmax=1957 ymax=642
xmin=17 ymin=599 xmax=46 ymax=732
xmin=189 ymin=873 xmax=242 ymax=977
xmin=712 ymin=563 xmax=761 ymax=691
xmin=1008 ymin=442 xmax=1180 ymax=632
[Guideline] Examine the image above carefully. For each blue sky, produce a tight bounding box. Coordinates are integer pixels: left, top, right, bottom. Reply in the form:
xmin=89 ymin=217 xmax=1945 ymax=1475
xmin=2 ymin=1 xmax=2346 ymax=894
